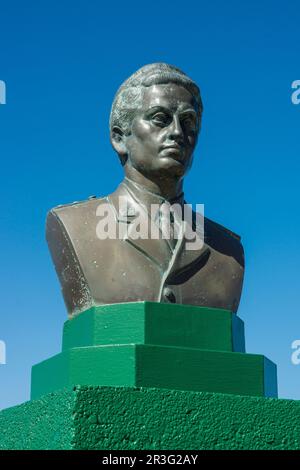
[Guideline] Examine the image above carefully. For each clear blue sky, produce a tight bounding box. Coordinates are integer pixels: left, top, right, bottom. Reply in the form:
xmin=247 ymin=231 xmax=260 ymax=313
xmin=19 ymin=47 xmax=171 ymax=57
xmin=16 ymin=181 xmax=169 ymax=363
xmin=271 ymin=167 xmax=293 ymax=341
xmin=0 ymin=0 xmax=299 ymax=410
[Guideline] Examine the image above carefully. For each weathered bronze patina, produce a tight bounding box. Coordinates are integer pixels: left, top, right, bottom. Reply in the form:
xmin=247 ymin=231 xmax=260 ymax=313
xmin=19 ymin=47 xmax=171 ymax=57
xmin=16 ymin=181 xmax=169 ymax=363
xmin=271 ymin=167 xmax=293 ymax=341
xmin=46 ymin=63 xmax=244 ymax=317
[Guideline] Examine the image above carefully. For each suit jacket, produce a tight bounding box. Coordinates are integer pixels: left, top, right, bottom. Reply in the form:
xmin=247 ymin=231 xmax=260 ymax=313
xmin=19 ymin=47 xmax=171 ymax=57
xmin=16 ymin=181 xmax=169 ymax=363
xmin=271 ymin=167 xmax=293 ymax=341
xmin=46 ymin=181 xmax=245 ymax=317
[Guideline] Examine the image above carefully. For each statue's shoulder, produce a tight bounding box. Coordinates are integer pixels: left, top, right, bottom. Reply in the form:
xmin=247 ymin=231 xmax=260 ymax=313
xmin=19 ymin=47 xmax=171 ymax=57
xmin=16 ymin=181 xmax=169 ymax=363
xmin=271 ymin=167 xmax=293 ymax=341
xmin=204 ymin=216 xmax=242 ymax=242
xmin=204 ymin=216 xmax=244 ymax=267
xmin=48 ymin=195 xmax=107 ymax=221
xmin=50 ymin=195 xmax=106 ymax=213
xmin=46 ymin=195 xmax=110 ymax=240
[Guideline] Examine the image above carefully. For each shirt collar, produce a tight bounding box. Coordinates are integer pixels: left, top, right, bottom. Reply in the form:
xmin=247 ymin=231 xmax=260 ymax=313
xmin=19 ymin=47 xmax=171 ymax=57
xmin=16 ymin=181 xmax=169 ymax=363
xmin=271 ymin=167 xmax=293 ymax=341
xmin=123 ymin=177 xmax=185 ymax=215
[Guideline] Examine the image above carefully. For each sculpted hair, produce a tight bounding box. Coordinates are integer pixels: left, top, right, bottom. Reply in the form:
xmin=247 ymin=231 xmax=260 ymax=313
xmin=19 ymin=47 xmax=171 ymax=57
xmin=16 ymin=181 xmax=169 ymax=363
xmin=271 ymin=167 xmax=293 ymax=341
xmin=109 ymin=63 xmax=203 ymax=138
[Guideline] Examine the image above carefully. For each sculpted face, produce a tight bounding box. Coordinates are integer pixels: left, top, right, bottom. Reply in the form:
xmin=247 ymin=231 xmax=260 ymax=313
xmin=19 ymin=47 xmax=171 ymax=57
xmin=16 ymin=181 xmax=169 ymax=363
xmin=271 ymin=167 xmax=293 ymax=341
xmin=123 ymin=84 xmax=199 ymax=179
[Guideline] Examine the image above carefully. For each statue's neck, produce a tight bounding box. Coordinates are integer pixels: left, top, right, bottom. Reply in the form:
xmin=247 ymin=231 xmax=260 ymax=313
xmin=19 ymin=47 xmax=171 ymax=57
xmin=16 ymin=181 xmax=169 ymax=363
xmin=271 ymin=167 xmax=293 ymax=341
xmin=124 ymin=166 xmax=184 ymax=201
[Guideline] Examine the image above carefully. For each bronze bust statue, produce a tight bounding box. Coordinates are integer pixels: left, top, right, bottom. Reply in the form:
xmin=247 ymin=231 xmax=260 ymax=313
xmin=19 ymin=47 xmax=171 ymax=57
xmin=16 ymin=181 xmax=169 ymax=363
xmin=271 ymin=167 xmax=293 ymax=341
xmin=46 ymin=63 xmax=244 ymax=317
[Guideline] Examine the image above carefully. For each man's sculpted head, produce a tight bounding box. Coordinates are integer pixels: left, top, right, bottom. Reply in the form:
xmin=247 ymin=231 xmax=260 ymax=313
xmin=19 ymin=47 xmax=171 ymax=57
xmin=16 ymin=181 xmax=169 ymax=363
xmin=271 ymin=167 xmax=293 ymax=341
xmin=110 ymin=63 xmax=203 ymax=177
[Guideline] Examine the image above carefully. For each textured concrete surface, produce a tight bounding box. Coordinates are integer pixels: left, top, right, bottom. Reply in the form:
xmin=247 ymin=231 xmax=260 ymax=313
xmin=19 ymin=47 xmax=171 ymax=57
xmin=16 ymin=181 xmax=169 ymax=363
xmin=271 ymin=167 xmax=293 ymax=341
xmin=0 ymin=388 xmax=75 ymax=450
xmin=1 ymin=386 xmax=300 ymax=450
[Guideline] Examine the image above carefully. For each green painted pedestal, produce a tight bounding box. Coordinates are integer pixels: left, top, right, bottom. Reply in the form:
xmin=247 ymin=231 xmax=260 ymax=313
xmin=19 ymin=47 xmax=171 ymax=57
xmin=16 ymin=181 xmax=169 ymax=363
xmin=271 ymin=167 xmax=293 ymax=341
xmin=0 ymin=302 xmax=284 ymax=450
xmin=31 ymin=302 xmax=277 ymax=399
xmin=1 ymin=386 xmax=300 ymax=450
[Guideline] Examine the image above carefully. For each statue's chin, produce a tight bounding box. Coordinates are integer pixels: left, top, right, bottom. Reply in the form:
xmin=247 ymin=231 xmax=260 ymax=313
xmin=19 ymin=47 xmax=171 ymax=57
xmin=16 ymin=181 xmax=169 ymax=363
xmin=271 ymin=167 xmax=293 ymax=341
xmin=156 ymin=156 xmax=187 ymax=175
xmin=126 ymin=156 xmax=188 ymax=181
xmin=141 ymin=162 xmax=186 ymax=181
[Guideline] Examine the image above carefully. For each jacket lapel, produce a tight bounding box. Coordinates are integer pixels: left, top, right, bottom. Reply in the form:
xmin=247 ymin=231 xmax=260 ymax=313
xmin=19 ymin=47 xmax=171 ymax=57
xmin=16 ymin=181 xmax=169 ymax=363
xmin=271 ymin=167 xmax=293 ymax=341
xmin=108 ymin=184 xmax=172 ymax=271
xmin=109 ymin=183 xmax=210 ymax=280
xmin=165 ymin=209 xmax=211 ymax=284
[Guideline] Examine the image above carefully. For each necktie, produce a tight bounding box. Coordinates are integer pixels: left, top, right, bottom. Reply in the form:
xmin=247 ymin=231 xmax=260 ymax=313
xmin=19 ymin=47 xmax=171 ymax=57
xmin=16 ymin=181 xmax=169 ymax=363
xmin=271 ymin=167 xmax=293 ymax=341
xmin=158 ymin=203 xmax=180 ymax=251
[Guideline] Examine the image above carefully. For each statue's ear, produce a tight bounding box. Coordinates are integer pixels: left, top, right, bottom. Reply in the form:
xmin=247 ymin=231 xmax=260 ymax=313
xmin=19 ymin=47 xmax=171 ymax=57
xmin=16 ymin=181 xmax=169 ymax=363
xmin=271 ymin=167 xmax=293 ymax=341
xmin=111 ymin=126 xmax=128 ymax=165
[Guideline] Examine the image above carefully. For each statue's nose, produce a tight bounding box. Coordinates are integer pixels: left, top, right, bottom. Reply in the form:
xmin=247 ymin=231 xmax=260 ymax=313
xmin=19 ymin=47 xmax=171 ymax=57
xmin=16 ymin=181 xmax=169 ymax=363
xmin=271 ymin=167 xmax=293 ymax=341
xmin=168 ymin=115 xmax=184 ymax=142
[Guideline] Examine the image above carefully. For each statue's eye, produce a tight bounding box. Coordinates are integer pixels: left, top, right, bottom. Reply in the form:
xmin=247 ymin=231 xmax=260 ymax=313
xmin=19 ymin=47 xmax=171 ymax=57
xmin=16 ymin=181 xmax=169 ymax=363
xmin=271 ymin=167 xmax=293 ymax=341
xmin=151 ymin=112 xmax=170 ymax=126
xmin=181 ymin=114 xmax=196 ymax=129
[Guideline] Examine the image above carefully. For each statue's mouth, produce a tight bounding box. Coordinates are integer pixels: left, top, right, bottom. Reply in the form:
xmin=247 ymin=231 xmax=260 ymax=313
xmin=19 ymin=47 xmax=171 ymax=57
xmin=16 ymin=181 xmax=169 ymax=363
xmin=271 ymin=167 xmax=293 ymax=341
xmin=161 ymin=143 xmax=183 ymax=151
xmin=160 ymin=145 xmax=185 ymax=162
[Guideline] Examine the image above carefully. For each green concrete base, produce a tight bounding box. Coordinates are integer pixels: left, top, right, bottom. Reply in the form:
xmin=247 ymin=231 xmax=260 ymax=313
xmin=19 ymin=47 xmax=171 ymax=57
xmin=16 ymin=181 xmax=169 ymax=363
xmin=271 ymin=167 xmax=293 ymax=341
xmin=31 ymin=344 xmax=277 ymax=400
xmin=62 ymin=302 xmax=246 ymax=352
xmin=31 ymin=302 xmax=277 ymax=399
xmin=1 ymin=386 xmax=300 ymax=450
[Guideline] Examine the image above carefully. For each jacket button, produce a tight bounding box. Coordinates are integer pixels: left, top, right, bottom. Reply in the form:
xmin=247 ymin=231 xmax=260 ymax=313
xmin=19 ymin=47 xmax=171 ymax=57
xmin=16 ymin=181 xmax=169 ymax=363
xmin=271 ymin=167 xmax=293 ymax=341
xmin=163 ymin=287 xmax=176 ymax=303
